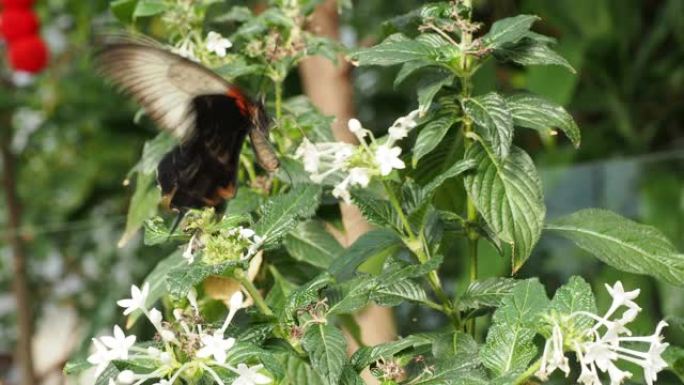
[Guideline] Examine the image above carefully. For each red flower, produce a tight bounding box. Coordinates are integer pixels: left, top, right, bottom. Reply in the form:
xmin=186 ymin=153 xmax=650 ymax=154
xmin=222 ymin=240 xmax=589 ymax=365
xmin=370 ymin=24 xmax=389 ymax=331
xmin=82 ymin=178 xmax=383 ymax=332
xmin=8 ymin=35 xmax=48 ymax=73
xmin=0 ymin=0 xmax=34 ymax=9
xmin=0 ymin=9 xmax=39 ymax=43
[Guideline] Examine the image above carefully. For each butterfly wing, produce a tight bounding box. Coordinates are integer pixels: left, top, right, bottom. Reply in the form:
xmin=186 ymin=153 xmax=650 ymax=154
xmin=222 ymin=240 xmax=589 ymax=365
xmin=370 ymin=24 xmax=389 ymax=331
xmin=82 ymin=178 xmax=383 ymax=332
xmin=96 ymin=39 xmax=232 ymax=141
xmin=157 ymin=94 xmax=252 ymax=210
xmin=97 ymin=37 xmax=279 ymax=211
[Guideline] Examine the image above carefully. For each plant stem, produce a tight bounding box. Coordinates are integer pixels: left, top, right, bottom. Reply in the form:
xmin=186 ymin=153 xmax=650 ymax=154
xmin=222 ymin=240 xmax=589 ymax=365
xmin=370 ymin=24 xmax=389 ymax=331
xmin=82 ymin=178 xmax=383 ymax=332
xmin=512 ymin=358 xmax=541 ymax=385
xmin=1 ymin=115 xmax=37 ymax=385
xmin=381 ymin=180 xmax=414 ymax=242
xmin=381 ymin=181 xmax=458 ymax=325
xmin=274 ymin=80 xmax=283 ymax=121
xmin=235 ymin=269 xmax=273 ymax=317
xmin=457 ymin=0 xmax=482 ymax=337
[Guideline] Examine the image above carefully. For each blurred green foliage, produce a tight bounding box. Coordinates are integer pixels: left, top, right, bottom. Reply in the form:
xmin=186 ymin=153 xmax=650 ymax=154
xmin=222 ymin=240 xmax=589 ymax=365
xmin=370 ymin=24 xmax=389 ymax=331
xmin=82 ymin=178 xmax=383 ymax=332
xmin=0 ymin=0 xmax=681 ymax=382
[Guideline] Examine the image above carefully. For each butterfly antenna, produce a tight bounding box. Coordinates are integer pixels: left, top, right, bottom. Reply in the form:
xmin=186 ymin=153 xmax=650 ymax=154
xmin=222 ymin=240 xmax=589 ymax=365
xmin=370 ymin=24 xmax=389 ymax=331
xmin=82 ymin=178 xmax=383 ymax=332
xmin=167 ymin=210 xmax=187 ymax=241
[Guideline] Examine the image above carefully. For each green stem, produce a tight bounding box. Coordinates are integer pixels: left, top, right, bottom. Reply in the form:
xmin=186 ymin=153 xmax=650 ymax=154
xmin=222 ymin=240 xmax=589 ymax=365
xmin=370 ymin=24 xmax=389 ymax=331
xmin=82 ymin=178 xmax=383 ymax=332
xmin=382 ymin=180 xmax=415 ymax=243
xmin=512 ymin=358 xmax=541 ymax=385
xmin=274 ymin=80 xmax=283 ymax=122
xmin=235 ymin=269 xmax=273 ymax=317
xmin=381 ymin=181 xmax=458 ymax=325
xmin=458 ymin=0 xmax=481 ymax=337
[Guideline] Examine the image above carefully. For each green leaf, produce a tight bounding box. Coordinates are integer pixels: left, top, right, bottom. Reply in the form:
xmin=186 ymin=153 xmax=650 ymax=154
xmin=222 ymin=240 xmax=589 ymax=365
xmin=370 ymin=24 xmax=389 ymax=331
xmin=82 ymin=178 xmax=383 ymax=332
xmin=212 ymin=6 xmax=253 ymax=23
xmin=417 ymin=73 xmax=455 ymax=114
xmin=110 ymin=0 xmax=138 ymax=23
xmin=494 ymin=37 xmax=575 ymax=73
xmin=282 ymin=355 xmax=325 ymax=385
xmin=166 ymin=259 xmax=246 ymax=298
xmin=462 ymin=93 xmax=514 ymax=159
xmin=284 ymin=221 xmax=343 ymax=269
xmin=127 ymin=251 xmax=185 ymax=326
xmin=351 ymin=334 xmax=433 ymax=370
xmin=133 ymin=0 xmax=169 ymax=18
xmin=464 ymin=144 xmax=545 ymax=272
xmin=371 ymin=279 xmax=427 ymax=307
xmin=480 ymin=279 xmax=549 ymax=377
xmin=664 ymin=346 xmax=684 ymax=382
xmin=129 ymin=133 xmax=176 ymax=176
xmin=255 ymin=184 xmax=321 ymax=246
xmin=215 ymin=57 xmax=265 ymax=80
xmin=483 ymin=15 xmax=540 ymax=49
xmin=422 ymin=158 xmax=476 ymax=195
xmin=302 ymin=324 xmax=348 ymax=385
xmin=63 ymin=358 xmax=90 ymax=375
xmin=339 ymin=366 xmax=365 ymax=385
xmin=546 ymin=209 xmax=684 ymax=285
xmin=549 ymin=276 xmax=597 ymax=332
xmin=227 ymin=343 xmax=285 ymax=380
xmin=265 ymin=266 xmax=297 ymax=312
xmin=458 ymin=277 xmax=518 ymax=311
xmin=283 ymin=273 xmax=335 ymax=320
xmin=327 ymin=276 xmax=377 ymax=315
xmin=413 ymin=114 xmax=459 ymax=166
xmin=507 ymin=94 xmax=580 ymax=147
xmin=412 ymin=356 xmax=487 ymax=385
xmin=118 ymin=171 xmax=160 ymax=247
xmin=351 ymin=35 xmax=439 ymax=67
xmin=328 ymin=229 xmax=404 ymax=280
xmin=394 ymin=60 xmax=434 ymax=87
xmin=350 ymin=191 xmax=401 ymax=230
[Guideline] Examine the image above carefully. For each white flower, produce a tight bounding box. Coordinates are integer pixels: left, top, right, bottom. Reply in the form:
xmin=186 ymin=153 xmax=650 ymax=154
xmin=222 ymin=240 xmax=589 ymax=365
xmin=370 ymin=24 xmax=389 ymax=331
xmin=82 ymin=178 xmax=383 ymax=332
xmin=348 ymin=167 xmax=371 ymax=187
xmin=188 ymin=288 xmax=200 ymax=315
xmin=206 ymin=31 xmax=232 ymax=57
xmin=374 ymin=145 xmax=405 ymax=176
xmin=229 ymin=291 xmax=244 ymax=313
xmin=537 ymin=281 xmax=669 ymax=385
xmin=332 ymin=179 xmax=352 ymax=204
xmin=232 ymin=364 xmax=272 ymax=385
xmin=239 ymin=228 xmax=256 ymax=239
xmin=159 ymin=328 xmax=177 ymax=343
xmin=175 ymin=38 xmax=198 ymax=62
xmin=606 ymin=363 xmax=632 ymax=385
xmin=387 ymin=109 xmax=419 ymax=142
xmin=537 ymin=323 xmax=570 ymax=380
xmin=117 ymin=370 xmax=136 ymax=384
xmin=183 ymin=234 xmax=197 ymax=264
xmin=196 ymin=331 xmax=235 ymax=364
xmin=347 ymin=118 xmax=368 ymax=139
xmin=149 ymin=308 xmax=163 ymax=329
xmin=117 ymin=283 xmax=150 ymax=316
xmin=295 ymin=138 xmax=321 ymax=174
xmin=100 ymin=325 xmax=136 ymax=360
xmin=87 ymin=338 xmax=114 ymax=378
xmin=388 ymin=125 xmax=409 ymax=141
xmin=605 ymin=281 xmax=641 ymax=313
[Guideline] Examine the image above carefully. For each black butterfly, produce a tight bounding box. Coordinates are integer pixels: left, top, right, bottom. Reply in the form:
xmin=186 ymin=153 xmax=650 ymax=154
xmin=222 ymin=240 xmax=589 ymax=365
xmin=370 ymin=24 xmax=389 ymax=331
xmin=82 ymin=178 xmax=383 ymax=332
xmin=96 ymin=36 xmax=279 ymax=215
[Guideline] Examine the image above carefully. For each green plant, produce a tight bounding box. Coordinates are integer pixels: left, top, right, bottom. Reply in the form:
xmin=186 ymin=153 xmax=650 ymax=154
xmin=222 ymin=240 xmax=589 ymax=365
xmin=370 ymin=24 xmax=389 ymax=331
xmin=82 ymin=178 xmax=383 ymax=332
xmin=64 ymin=1 xmax=683 ymax=384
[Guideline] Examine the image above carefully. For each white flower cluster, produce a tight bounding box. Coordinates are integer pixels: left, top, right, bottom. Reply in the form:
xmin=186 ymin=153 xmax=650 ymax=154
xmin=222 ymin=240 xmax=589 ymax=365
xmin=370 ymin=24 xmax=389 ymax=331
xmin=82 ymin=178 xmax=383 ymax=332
xmin=173 ymin=31 xmax=232 ymax=62
xmin=536 ymin=281 xmax=669 ymax=385
xmin=183 ymin=226 xmax=264 ymax=265
xmin=295 ymin=110 xmax=420 ymax=203
xmin=87 ymin=284 xmax=271 ymax=385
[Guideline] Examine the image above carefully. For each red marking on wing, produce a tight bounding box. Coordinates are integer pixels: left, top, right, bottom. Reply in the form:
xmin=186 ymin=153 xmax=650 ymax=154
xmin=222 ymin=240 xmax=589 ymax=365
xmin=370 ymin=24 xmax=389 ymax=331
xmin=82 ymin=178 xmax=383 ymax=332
xmin=227 ymin=88 xmax=250 ymax=116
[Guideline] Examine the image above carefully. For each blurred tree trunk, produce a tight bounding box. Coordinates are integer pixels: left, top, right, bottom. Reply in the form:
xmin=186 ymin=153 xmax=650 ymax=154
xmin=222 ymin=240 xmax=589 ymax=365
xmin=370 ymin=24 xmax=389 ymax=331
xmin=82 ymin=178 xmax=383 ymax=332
xmin=299 ymin=2 xmax=397 ymax=383
xmin=0 ymin=113 xmax=37 ymax=385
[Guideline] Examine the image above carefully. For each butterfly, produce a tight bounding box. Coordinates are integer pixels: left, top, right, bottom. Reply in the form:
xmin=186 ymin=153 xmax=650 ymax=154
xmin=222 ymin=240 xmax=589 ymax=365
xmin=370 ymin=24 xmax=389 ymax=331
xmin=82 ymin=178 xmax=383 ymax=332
xmin=96 ymin=36 xmax=279 ymax=216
